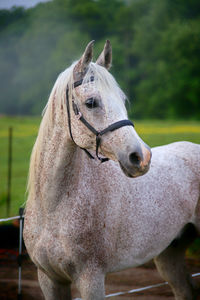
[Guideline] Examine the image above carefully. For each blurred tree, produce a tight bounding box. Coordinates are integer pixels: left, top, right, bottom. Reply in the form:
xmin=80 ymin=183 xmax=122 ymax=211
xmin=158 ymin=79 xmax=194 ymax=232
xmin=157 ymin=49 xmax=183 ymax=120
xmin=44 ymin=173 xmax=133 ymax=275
xmin=0 ymin=7 xmax=26 ymax=32
xmin=127 ymin=0 xmax=200 ymax=119
xmin=0 ymin=0 xmax=89 ymax=114
xmin=0 ymin=0 xmax=199 ymax=119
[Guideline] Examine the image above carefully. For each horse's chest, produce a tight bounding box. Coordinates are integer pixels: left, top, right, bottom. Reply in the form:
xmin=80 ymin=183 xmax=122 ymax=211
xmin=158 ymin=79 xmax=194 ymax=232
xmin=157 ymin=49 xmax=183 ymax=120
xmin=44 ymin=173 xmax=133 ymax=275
xmin=28 ymin=213 xmax=112 ymax=280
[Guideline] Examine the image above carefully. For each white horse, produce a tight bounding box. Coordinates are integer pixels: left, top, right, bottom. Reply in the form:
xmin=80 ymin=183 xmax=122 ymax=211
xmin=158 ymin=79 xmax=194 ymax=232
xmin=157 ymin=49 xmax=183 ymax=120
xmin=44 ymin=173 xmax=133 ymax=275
xmin=24 ymin=40 xmax=200 ymax=300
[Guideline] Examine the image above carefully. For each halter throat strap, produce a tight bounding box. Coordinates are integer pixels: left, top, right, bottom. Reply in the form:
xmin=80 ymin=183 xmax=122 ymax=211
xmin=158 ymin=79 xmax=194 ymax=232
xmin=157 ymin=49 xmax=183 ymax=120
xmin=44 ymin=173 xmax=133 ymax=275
xmin=66 ymin=77 xmax=134 ymax=163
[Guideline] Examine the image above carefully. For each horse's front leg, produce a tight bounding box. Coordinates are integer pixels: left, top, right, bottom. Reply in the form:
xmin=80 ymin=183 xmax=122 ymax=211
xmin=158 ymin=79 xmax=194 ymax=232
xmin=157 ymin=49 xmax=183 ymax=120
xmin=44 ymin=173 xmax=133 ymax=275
xmin=75 ymin=269 xmax=105 ymax=300
xmin=38 ymin=269 xmax=72 ymax=300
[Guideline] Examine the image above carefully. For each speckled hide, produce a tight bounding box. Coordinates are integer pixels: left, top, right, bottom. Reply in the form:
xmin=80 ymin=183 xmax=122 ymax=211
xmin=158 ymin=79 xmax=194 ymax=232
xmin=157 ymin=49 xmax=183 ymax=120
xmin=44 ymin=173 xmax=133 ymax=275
xmin=24 ymin=41 xmax=200 ymax=300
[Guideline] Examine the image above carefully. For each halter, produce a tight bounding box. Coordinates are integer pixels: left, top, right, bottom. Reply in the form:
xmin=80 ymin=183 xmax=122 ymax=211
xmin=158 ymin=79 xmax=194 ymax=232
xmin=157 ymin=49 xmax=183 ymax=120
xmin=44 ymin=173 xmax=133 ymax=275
xmin=66 ymin=76 xmax=134 ymax=163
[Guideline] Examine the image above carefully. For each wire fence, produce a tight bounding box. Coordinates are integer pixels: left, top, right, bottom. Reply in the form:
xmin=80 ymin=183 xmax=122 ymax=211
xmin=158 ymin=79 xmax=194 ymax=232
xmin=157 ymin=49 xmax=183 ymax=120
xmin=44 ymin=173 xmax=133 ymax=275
xmin=0 ymin=212 xmax=200 ymax=299
xmin=0 ymin=215 xmax=24 ymax=222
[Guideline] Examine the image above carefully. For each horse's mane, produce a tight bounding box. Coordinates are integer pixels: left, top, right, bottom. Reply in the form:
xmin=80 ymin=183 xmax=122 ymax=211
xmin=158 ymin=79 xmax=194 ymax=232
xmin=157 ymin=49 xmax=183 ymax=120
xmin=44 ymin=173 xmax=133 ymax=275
xmin=27 ymin=62 xmax=127 ymax=199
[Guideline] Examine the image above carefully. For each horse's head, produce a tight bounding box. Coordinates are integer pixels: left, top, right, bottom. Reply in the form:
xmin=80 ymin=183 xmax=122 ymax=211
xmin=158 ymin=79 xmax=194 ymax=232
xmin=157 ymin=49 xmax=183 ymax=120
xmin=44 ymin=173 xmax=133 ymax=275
xmin=67 ymin=40 xmax=151 ymax=178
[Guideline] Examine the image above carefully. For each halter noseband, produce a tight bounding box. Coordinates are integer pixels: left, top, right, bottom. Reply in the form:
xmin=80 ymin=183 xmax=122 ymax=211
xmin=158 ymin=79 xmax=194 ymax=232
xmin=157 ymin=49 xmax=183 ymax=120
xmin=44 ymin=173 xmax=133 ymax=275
xmin=66 ymin=77 xmax=134 ymax=163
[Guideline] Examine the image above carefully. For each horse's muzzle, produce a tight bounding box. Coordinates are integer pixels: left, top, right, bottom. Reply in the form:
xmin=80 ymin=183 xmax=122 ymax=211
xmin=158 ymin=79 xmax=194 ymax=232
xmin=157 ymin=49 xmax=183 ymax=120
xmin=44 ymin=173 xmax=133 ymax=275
xmin=118 ymin=144 xmax=152 ymax=178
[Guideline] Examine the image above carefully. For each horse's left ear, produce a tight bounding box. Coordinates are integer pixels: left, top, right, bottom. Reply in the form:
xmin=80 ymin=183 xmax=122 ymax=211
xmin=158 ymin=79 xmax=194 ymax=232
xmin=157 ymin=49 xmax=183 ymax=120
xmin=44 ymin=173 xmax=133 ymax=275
xmin=74 ymin=40 xmax=94 ymax=80
xmin=96 ymin=40 xmax=112 ymax=70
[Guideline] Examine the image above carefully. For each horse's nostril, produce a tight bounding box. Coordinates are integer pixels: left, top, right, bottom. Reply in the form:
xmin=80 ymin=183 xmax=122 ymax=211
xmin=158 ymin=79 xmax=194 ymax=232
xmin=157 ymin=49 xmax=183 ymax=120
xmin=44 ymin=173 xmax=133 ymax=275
xmin=129 ymin=152 xmax=141 ymax=166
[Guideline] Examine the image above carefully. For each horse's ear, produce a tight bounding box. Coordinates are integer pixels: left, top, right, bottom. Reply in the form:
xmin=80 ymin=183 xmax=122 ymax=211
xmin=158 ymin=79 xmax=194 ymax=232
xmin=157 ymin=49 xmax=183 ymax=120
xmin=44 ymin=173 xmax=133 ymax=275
xmin=73 ymin=40 xmax=94 ymax=80
xmin=96 ymin=40 xmax=112 ymax=70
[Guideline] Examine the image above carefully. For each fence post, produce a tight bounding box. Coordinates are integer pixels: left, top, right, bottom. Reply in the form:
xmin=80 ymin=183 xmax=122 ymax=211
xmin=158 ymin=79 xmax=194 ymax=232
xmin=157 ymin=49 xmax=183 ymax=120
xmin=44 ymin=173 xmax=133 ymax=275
xmin=6 ymin=127 xmax=13 ymax=216
xmin=17 ymin=207 xmax=24 ymax=300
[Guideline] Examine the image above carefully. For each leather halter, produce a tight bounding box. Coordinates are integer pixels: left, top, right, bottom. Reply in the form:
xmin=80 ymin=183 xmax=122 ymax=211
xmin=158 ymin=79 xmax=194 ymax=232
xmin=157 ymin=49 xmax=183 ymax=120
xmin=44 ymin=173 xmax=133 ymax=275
xmin=66 ymin=76 xmax=134 ymax=163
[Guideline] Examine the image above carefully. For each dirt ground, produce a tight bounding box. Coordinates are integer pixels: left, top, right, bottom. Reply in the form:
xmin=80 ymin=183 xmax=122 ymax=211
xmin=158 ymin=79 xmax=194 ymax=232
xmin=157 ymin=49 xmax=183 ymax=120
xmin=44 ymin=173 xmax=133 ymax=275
xmin=0 ymin=250 xmax=200 ymax=300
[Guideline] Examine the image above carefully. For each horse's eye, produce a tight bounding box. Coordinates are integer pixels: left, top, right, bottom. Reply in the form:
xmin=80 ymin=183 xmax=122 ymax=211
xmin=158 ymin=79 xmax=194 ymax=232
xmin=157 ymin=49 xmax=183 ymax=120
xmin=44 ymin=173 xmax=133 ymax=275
xmin=85 ymin=98 xmax=98 ymax=109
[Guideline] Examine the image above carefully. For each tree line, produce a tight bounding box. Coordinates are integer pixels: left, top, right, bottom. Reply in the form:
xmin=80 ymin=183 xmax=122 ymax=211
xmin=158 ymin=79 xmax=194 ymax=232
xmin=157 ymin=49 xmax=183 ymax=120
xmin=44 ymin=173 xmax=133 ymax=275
xmin=0 ymin=0 xmax=199 ymax=119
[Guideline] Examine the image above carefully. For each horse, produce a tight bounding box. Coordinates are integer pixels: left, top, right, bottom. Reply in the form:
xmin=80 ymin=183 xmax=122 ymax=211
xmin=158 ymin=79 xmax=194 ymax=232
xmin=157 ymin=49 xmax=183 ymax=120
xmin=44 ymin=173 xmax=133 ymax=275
xmin=24 ymin=40 xmax=200 ymax=300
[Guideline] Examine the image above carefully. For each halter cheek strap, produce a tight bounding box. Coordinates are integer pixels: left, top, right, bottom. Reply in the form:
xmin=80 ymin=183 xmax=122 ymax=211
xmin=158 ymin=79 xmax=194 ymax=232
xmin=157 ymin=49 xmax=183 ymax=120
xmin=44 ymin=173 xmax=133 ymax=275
xmin=66 ymin=77 xmax=134 ymax=163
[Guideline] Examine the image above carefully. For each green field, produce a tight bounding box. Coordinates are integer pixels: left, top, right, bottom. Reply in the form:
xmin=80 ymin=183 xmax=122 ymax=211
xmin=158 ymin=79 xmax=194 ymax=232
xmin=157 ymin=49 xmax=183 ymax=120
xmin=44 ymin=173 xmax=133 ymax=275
xmin=0 ymin=116 xmax=200 ymax=218
xmin=0 ymin=116 xmax=40 ymax=217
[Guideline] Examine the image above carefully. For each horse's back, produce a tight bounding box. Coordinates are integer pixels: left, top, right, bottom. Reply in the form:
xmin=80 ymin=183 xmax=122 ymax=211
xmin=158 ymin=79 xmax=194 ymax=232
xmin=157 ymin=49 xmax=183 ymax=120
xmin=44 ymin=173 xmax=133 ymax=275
xmin=149 ymin=141 xmax=200 ymax=204
xmin=126 ymin=141 xmax=200 ymax=232
xmin=151 ymin=141 xmax=200 ymax=229
xmin=152 ymin=141 xmax=200 ymax=177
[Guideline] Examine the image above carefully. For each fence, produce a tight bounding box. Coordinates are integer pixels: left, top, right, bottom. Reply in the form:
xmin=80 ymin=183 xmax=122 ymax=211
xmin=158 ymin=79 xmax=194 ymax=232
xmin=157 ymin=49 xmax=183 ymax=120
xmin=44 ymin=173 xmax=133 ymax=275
xmin=0 ymin=211 xmax=200 ymax=299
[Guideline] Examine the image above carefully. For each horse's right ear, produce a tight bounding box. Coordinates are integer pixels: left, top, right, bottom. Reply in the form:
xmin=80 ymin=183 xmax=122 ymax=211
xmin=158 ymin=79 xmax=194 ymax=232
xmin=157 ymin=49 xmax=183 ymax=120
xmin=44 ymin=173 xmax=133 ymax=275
xmin=73 ymin=40 xmax=94 ymax=80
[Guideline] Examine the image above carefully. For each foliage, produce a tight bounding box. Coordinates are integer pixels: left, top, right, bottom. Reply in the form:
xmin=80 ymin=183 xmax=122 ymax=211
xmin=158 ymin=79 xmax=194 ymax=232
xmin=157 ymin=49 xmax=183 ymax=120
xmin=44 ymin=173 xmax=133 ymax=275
xmin=0 ymin=0 xmax=199 ymax=119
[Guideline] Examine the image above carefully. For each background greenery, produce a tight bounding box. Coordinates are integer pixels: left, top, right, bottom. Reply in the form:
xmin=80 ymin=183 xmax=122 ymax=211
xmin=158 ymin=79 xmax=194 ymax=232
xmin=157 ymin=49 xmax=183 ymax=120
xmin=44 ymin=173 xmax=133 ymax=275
xmin=0 ymin=0 xmax=199 ymax=119
xmin=0 ymin=116 xmax=200 ymax=218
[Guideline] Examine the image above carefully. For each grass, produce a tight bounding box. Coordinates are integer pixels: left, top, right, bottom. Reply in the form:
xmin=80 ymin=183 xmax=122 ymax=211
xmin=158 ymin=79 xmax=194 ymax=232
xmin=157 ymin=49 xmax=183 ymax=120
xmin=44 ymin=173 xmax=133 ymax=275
xmin=0 ymin=116 xmax=200 ymax=218
xmin=0 ymin=116 xmax=41 ymax=217
xmin=135 ymin=119 xmax=200 ymax=147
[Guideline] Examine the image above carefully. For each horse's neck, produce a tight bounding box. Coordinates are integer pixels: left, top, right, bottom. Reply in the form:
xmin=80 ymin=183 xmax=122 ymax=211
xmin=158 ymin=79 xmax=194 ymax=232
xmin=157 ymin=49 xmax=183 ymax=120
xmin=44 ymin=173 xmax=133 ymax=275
xmin=31 ymin=121 xmax=81 ymax=213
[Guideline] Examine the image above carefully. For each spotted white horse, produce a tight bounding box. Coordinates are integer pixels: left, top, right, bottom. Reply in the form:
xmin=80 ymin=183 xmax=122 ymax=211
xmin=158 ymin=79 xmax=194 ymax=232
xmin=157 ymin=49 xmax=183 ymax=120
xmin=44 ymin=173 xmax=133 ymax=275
xmin=24 ymin=40 xmax=200 ymax=300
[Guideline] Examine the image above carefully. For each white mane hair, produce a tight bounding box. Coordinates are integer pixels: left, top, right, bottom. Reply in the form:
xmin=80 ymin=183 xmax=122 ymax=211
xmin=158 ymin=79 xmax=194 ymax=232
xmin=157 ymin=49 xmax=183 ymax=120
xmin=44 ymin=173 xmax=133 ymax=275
xmin=27 ymin=61 xmax=127 ymax=197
